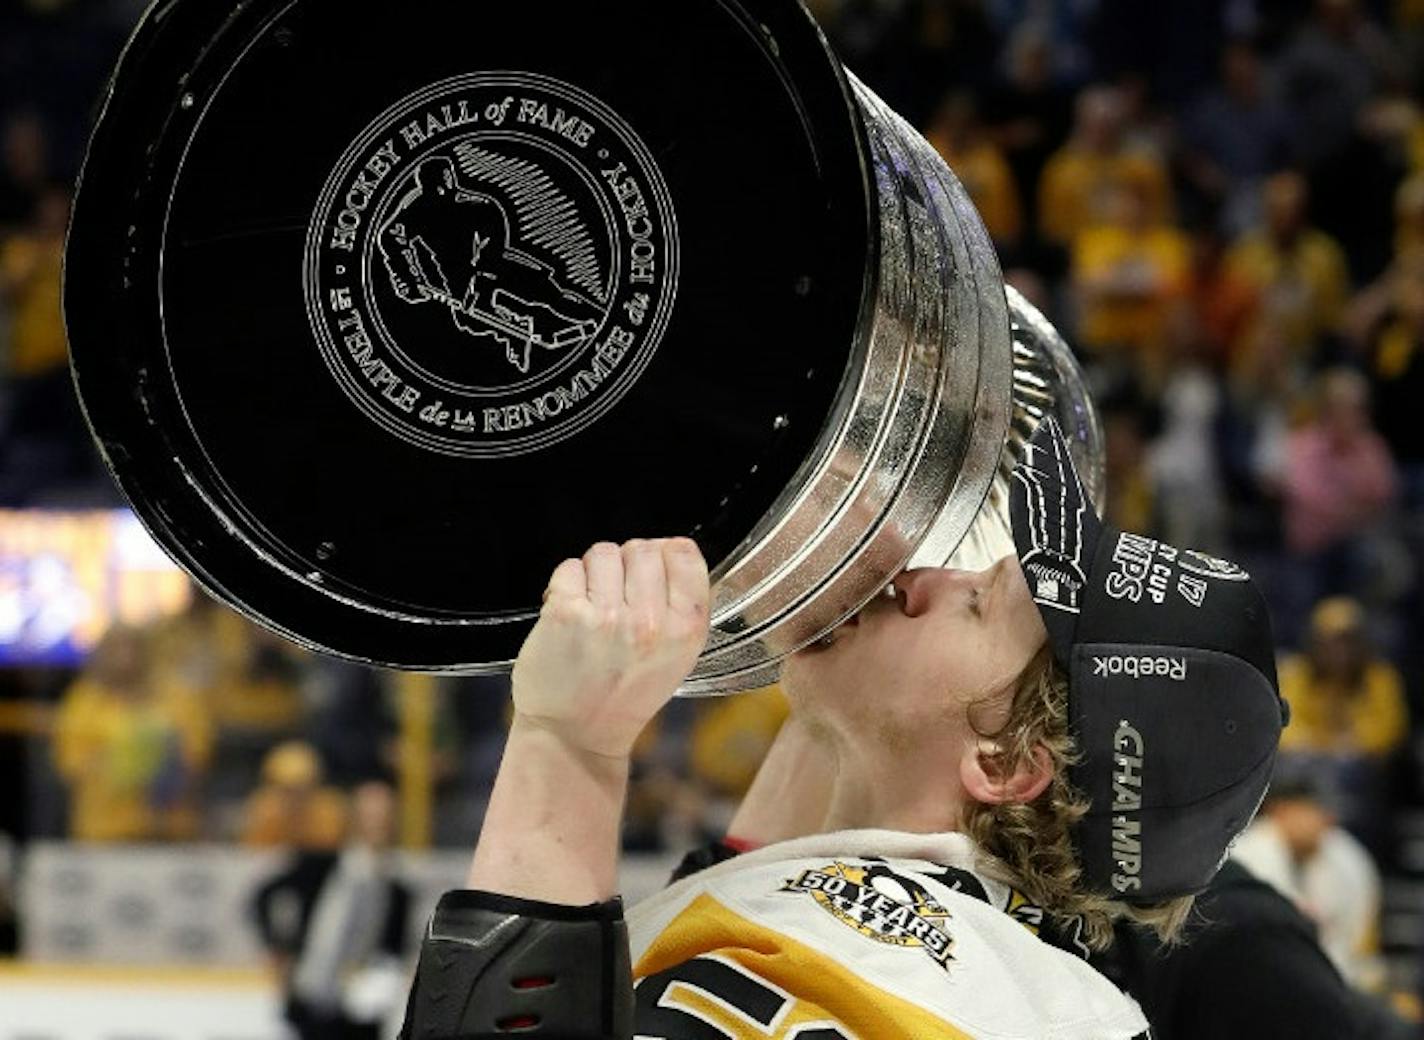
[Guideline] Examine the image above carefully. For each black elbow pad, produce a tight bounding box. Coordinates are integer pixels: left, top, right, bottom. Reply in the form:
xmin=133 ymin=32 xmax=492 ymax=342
xmin=400 ymin=890 xmax=633 ymax=1040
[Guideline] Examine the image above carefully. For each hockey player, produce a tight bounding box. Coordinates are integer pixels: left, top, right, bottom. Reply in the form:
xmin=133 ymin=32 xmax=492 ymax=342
xmin=398 ymin=419 xmax=1287 ymax=1039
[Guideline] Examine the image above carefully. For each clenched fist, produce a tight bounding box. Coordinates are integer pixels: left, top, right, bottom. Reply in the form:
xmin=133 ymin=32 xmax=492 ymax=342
xmin=512 ymin=538 xmax=711 ymax=760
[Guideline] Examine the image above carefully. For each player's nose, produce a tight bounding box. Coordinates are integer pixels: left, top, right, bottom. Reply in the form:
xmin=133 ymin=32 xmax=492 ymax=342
xmin=894 ymin=561 xmax=1007 ymax=616
xmin=891 ymin=567 xmax=954 ymax=617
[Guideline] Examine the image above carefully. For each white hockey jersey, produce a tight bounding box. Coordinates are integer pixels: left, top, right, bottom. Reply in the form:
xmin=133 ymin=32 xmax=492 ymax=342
xmin=627 ymin=830 xmax=1149 ymax=1040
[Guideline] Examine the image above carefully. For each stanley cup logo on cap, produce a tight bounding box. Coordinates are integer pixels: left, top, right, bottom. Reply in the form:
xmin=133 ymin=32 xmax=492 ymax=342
xmin=303 ymin=72 xmax=681 ymax=459
xmin=1011 ymin=417 xmax=1090 ymax=616
xmin=1008 ymin=419 xmax=1285 ymax=900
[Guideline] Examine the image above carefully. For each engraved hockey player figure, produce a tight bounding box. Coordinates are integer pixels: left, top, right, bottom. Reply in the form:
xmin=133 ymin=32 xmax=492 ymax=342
xmin=378 ymin=155 xmax=601 ymax=374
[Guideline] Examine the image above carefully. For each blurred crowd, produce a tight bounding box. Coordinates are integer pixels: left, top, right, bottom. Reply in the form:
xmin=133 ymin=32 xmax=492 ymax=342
xmin=7 ymin=587 xmax=522 ymax=848
xmin=3 ymin=0 xmax=1424 ymax=1026
xmin=815 ymin=0 xmax=1424 ymax=1015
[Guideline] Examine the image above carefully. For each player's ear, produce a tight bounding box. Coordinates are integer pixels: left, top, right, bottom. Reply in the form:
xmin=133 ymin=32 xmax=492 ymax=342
xmin=960 ymin=738 xmax=1053 ymax=806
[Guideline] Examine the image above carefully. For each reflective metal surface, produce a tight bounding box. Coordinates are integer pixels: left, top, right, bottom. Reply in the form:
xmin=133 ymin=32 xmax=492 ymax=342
xmin=684 ymin=75 xmax=1013 ymax=693
xmin=688 ymin=275 xmax=1105 ymax=692
xmin=67 ymin=0 xmax=1098 ymax=694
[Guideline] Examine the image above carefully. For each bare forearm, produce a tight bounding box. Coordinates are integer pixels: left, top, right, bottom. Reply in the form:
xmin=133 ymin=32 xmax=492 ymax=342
xmin=467 ymin=715 xmax=630 ymax=904
xmin=405 ymin=539 xmax=705 ymax=1040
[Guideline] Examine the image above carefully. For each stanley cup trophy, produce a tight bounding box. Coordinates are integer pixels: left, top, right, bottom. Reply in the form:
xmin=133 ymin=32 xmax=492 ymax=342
xmin=64 ymin=0 xmax=1104 ymax=693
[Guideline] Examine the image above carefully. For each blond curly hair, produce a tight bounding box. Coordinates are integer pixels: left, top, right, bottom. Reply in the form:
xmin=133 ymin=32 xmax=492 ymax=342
xmin=962 ymin=644 xmax=1195 ymax=950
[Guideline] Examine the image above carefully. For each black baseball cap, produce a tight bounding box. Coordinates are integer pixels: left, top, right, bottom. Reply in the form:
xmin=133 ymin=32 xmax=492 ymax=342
xmin=1009 ymin=418 xmax=1287 ymax=903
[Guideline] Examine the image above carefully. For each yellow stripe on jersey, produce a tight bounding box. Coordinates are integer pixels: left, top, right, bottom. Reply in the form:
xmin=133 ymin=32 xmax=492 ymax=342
xmin=634 ymin=894 xmax=975 ymax=1039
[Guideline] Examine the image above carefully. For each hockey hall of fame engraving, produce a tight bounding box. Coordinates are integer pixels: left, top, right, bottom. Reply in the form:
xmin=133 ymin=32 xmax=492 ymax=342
xmin=304 ymin=72 xmax=680 ymax=458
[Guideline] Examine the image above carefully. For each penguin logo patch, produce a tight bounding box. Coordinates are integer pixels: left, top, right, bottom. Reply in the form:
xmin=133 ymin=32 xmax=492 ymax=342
xmin=782 ymin=861 xmax=957 ymax=971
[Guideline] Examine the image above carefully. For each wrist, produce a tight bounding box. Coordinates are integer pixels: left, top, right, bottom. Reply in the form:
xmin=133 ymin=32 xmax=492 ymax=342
xmin=507 ymin=712 xmax=633 ymax=782
xmin=508 ymin=711 xmax=637 ymax=772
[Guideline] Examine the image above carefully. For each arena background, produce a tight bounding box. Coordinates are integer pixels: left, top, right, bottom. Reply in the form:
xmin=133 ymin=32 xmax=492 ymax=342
xmin=4 ymin=0 xmax=1424 ymax=1036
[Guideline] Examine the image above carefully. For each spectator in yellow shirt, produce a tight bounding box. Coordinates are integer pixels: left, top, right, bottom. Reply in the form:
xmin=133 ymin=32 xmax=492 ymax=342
xmin=1071 ymin=178 xmax=1190 ymax=373
xmin=1227 ymin=171 xmax=1351 ymax=362
xmin=52 ymin=623 xmax=214 ymax=842
xmin=924 ymin=91 xmax=1022 ymax=251
xmin=0 ymin=186 xmax=97 ymax=500
xmin=0 ymin=186 xmax=69 ymax=380
xmin=150 ymin=588 xmax=307 ymax=735
xmin=1038 ymin=86 xmax=1174 ymax=248
xmin=1277 ymin=595 xmax=1408 ymax=855
xmin=241 ymin=741 xmax=349 ymax=850
xmin=1279 ymin=597 xmax=1408 ymax=758
xmin=1366 ymin=253 xmax=1424 ymax=503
